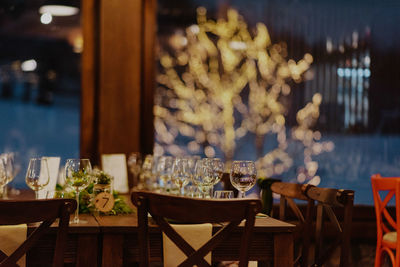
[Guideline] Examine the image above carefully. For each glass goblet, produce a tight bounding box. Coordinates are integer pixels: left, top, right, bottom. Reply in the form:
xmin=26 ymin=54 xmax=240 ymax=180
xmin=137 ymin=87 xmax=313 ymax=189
xmin=172 ymin=158 xmax=192 ymax=196
xmin=25 ymin=158 xmax=50 ymax=199
xmin=230 ymin=160 xmax=257 ymax=198
xmin=65 ymin=159 xmax=92 ymax=224
xmin=192 ymin=159 xmax=214 ymax=198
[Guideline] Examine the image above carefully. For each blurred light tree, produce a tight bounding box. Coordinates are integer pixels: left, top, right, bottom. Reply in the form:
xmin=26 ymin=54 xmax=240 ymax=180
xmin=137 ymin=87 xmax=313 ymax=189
xmin=154 ymin=7 xmax=333 ymax=183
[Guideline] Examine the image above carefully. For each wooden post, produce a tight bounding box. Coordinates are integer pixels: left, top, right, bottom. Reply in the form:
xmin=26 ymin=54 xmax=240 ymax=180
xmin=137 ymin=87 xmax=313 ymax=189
xmin=81 ymin=0 xmax=156 ymax=164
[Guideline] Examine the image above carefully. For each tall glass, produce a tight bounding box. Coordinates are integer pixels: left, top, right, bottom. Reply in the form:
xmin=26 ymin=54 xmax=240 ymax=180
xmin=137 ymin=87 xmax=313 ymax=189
xmin=172 ymin=158 xmax=193 ymax=195
xmin=25 ymin=158 xmax=50 ymax=199
xmin=230 ymin=160 xmax=257 ymax=198
xmin=65 ymin=159 xmax=92 ymax=224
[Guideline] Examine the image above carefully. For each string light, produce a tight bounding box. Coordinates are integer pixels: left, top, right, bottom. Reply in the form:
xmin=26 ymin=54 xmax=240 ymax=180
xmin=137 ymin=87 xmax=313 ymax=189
xmin=155 ymin=7 xmax=332 ymax=184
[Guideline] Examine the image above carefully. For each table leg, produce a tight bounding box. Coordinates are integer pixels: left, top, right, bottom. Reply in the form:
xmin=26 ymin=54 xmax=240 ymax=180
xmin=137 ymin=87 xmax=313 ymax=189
xmin=102 ymin=234 xmax=124 ymax=267
xmin=274 ymin=232 xmax=293 ymax=267
xmin=77 ymin=234 xmax=99 ymax=267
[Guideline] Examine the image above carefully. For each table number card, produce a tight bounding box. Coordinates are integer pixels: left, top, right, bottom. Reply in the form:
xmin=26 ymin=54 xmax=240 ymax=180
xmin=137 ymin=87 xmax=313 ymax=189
xmin=101 ymin=154 xmax=129 ymax=193
xmin=38 ymin=157 xmax=60 ymax=199
xmin=94 ymin=192 xmax=115 ymax=212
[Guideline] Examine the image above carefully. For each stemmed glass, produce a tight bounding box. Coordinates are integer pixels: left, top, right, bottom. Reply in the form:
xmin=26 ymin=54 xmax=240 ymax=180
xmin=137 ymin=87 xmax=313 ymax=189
xmin=192 ymin=159 xmax=214 ymax=198
xmin=0 ymin=158 xmax=8 ymax=198
xmin=230 ymin=160 xmax=257 ymax=198
xmin=65 ymin=159 xmax=92 ymax=224
xmin=127 ymin=152 xmax=142 ymax=188
xmin=0 ymin=153 xmax=20 ymax=198
xmin=25 ymin=158 xmax=50 ymax=199
xmin=201 ymin=158 xmax=224 ymax=196
xmin=172 ymin=158 xmax=193 ymax=195
xmin=157 ymin=156 xmax=174 ymax=192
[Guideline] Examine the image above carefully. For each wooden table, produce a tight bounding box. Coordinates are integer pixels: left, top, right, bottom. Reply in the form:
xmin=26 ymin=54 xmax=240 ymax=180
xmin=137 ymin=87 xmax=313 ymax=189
xmin=25 ymin=213 xmax=293 ymax=267
xmin=97 ymin=214 xmax=294 ymax=267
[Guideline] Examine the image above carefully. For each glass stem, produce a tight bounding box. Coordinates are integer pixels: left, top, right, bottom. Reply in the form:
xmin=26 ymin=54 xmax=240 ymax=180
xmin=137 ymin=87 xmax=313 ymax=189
xmin=2 ymin=185 xmax=7 ymax=199
xmin=238 ymin=191 xmax=245 ymax=198
xmin=0 ymin=185 xmax=4 ymax=199
xmin=35 ymin=190 xmax=39 ymax=199
xmin=74 ymin=190 xmax=80 ymax=223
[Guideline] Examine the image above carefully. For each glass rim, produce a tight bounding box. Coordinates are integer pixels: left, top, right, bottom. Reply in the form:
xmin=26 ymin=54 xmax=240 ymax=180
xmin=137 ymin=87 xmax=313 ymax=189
xmin=66 ymin=158 xmax=91 ymax=161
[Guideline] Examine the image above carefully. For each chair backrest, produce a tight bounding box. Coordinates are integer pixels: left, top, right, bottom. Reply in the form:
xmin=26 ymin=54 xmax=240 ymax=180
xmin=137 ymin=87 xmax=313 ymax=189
xmin=270 ymin=182 xmax=314 ymax=267
xmin=371 ymin=174 xmax=400 ymax=252
xmin=131 ymin=190 xmax=261 ymax=267
xmin=304 ymin=185 xmax=354 ymax=267
xmin=0 ymin=199 xmax=77 ymax=267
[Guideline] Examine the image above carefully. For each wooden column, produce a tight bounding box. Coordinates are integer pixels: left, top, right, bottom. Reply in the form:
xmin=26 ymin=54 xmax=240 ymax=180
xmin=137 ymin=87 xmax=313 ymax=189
xmin=81 ymin=0 xmax=156 ymax=164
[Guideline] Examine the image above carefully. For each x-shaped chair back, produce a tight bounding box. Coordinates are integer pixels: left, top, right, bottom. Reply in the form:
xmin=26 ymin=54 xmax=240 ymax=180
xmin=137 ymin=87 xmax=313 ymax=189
xmin=371 ymin=174 xmax=400 ymax=266
xmin=0 ymin=199 xmax=76 ymax=267
xmin=304 ymin=186 xmax=354 ymax=267
xmin=131 ymin=190 xmax=261 ymax=267
xmin=271 ymin=182 xmax=314 ymax=267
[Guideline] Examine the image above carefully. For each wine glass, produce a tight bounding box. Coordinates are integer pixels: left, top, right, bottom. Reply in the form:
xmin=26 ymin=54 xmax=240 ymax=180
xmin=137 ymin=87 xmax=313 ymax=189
xmin=202 ymin=158 xmax=224 ymax=196
xmin=171 ymin=158 xmax=193 ymax=195
xmin=139 ymin=155 xmax=154 ymax=190
xmin=230 ymin=160 xmax=257 ymax=198
xmin=127 ymin=152 xmax=142 ymax=188
xmin=192 ymin=159 xmax=214 ymax=198
xmin=25 ymin=158 xmax=50 ymax=199
xmin=65 ymin=159 xmax=92 ymax=224
xmin=0 ymin=158 xmax=8 ymax=198
xmin=156 ymin=156 xmax=174 ymax=192
xmin=3 ymin=153 xmax=21 ymax=198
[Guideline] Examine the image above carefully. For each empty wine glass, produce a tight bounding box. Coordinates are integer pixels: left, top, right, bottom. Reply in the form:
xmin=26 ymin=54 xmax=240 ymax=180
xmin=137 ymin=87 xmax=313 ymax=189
xmin=157 ymin=156 xmax=174 ymax=192
xmin=230 ymin=160 xmax=257 ymax=198
xmin=0 ymin=158 xmax=8 ymax=198
xmin=192 ymin=159 xmax=214 ymax=198
xmin=172 ymin=158 xmax=193 ymax=195
xmin=3 ymin=153 xmax=21 ymax=198
xmin=65 ymin=159 xmax=92 ymax=224
xmin=25 ymin=158 xmax=50 ymax=199
xmin=127 ymin=152 xmax=142 ymax=188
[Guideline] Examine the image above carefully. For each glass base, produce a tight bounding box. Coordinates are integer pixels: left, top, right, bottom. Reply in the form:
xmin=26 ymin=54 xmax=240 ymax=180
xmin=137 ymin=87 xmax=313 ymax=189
xmin=70 ymin=217 xmax=88 ymax=224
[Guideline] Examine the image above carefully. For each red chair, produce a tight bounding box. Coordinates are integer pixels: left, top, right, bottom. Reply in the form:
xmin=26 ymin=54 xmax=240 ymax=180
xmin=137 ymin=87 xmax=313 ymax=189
xmin=371 ymin=174 xmax=400 ymax=267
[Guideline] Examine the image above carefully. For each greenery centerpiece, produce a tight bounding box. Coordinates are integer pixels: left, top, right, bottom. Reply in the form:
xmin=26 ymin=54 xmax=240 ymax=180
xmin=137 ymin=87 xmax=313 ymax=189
xmin=55 ymin=169 xmax=133 ymax=215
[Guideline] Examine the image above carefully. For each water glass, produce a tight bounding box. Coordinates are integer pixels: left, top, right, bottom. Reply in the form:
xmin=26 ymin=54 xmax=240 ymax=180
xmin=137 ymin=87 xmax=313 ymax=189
xmin=25 ymin=158 xmax=50 ymax=199
xmin=230 ymin=160 xmax=257 ymax=198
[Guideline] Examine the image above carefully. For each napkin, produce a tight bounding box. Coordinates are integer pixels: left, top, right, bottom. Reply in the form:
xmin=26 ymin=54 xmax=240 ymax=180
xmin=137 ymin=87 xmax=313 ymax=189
xmin=38 ymin=157 xmax=60 ymax=199
xmin=0 ymin=224 xmax=27 ymax=266
xmin=101 ymin=154 xmax=129 ymax=193
xmin=163 ymin=223 xmax=212 ymax=267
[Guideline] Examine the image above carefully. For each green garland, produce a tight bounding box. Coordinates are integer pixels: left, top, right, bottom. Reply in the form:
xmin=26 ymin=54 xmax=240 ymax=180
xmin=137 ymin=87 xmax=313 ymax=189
xmin=55 ymin=171 xmax=133 ymax=215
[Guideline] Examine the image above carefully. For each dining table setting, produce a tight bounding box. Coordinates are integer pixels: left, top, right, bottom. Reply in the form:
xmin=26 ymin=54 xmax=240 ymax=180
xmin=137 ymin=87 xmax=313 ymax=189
xmin=0 ymin=153 xmax=296 ymax=267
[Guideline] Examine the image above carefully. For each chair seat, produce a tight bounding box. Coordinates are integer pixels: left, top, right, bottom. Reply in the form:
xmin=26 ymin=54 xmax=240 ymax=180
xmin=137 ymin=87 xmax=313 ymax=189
xmin=383 ymin=231 xmax=397 ymax=243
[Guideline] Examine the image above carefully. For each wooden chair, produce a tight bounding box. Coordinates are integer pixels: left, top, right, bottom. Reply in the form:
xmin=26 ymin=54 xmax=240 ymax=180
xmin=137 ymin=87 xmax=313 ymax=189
xmin=304 ymin=185 xmax=354 ymax=267
xmin=131 ymin=190 xmax=261 ymax=267
xmin=0 ymin=199 xmax=77 ymax=267
xmin=371 ymin=174 xmax=400 ymax=267
xmin=270 ymin=182 xmax=314 ymax=267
